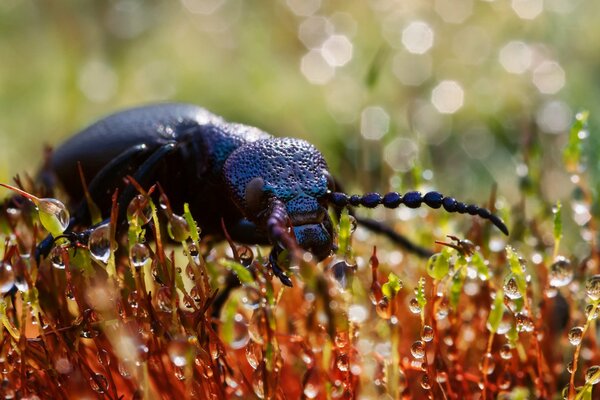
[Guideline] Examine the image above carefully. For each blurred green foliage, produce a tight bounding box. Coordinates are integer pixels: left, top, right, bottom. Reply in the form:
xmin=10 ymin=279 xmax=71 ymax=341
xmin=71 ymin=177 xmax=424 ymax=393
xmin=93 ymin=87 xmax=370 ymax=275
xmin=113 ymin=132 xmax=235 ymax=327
xmin=0 ymin=0 xmax=598 ymax=218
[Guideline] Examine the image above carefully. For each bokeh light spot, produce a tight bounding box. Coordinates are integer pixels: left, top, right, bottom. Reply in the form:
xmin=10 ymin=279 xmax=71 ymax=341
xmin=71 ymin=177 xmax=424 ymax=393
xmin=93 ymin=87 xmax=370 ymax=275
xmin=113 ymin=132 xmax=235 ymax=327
xmin=431 ymin=80 xmax=464 ymax=114
xmin=298 ymin=16 xmax=334 ymax=49
xmin=360 ymin=106 xmax=390 ymax=140
xmin=511 ymin=0 xmax=544 ymax=20
xmin=402 ymin=21 xmax=434 ymax=54
xmin=300 ymin=49 xmax=335 ymax=85
xmin=384 ymin=137 xmax=418 ymax=172
xmin=78 ymin=60 xmax=118 ymax=103
xmin=435 ymin=0 xmax=473 ymax=24
xmin=536 ymin=100 xmax=572 ymax=134
xmin=499 ymin=41 xmax=532 ymax=74
xmin=321 ymin=34 xmax=353 ymax=67
xmin=532 ymin=61 xmax=565 ymax=94
xmin=286 ymin=0 xmax=321 ymax=17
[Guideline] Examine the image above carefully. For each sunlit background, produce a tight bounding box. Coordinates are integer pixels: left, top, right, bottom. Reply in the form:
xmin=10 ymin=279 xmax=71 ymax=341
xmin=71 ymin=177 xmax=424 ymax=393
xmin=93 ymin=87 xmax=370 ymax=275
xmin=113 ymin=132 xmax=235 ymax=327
xmin=0 ymin=0 xmax=597 ymax=219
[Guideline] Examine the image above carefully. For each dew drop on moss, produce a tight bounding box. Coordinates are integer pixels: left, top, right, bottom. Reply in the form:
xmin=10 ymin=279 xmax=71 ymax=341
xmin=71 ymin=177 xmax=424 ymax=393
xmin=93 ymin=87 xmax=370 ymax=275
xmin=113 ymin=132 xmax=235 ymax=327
xmin=38 ymin=198 xmax=69 ymax=236
xmin=130 ymin=243 xmax=150 ymax=269
xmin=408 ymin=298 xmax=421 ymax=314
xmin=503 ymin=276 xmax=522 ymax=300
xmin=421 ymin=325 xmax=434 ymax=342
xmin=478 ymin=353 xmax=495 ymax=375
xmin=0 ymin=262 xmax=15 ymax=294
xmin=585 ymin=275 xmax=600 ymax=301
xmin=411 ymin=340 xmax=426 ymax=359
xmin=89 ymin=373 xmax=108 ymax=394
xmin=49 ymin=247 xmax=66 ymax=270
xmin=89 ymin=223 xmax=111 ymax=264
xmin=127 ymin=195 xmax=152 ymax=226
xmin=499 ymin=344 xmax=512 ymax=360
xmin=568 ymin=326 xmax=584 ymax=345
xmin=584 ymin=365 xmax=600 ymax=384
xmin=246 ymin=340 xmax=261 ymax=370
xmin=549 ymin=256 xmax=573 ymax=288
xmin=168 ymin=213 xmax=190 ymax=242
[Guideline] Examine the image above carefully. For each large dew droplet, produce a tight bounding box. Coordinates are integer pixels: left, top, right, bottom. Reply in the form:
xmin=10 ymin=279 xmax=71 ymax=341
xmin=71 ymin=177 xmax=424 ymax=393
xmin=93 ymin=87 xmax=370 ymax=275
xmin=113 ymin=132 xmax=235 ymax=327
xmin=130 ymin=243 xmax=150 ymax=269
xmin=0 ymin=262 xmax=15 ymax=294
xmin=503 ymin=276 xmax=522 ymax=300
xmin=167 ymin=214 xmax=190 ymax=242
xmin=49 ymin=247 xmax=66 ymax=269
xmin=38 ymin=198 xmax=70 ymax=236
xmin=568 ymin=326 xmax=584 ymax=346
xmin=410 ymin=340 xmax=426 ymax=359
xmin=89 ymin=224 xmax=111 ymax=264
xmin=549 ymin=256 xmax=573 ymax=288
xmin=127 ymin=195 xmax=152 ymax=226
xmin=585 ymin=365 xmax=600 ymax=385
xmin=585 ymin=275 xmax=600 ymax=301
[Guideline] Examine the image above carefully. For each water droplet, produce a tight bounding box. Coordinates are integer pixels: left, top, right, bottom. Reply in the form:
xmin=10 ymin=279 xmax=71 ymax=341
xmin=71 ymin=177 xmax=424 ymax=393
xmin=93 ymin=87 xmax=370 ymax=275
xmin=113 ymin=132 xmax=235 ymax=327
xmin=49 ymin=247 xmax=66 ymax=269
xmin=89 ymin=223 xmax=111 ymax=264
xmin=503 ymin=276 xmax=522 ymax=299
xmin=168 ymin=213 xmax=190 ymax=242
xmin=585 ymin=304 xmax=599 ymax=320
xmin=499 ymin=344 xmax=512 ymax=360
xmin=549 ymin=256 xmax=573 ymax=287
xmin=303 ymin=370 xmax=320 ymax=399
xmin=38 ymin=198 xmax=70 ymax=235
xmin=127 ymin=194 xmax=152 ymax=226
xmin=97 ymin=349 xmax=110 ymax=366
xmin=567 ymin=361 xmax=574 ymax=374
xmin=478 ymin=353 xmax=496 ymax=375
xmin=246 ymin=340 xmax=262 ymax=369
xmin=330 ymin=259 xmax=356 ymax=290
xmin=89 ymin=373 xmax=108 ymax=393
xmin=584 ymin=365 xmax=600 ymax=384
xmin=252 ymin=367 xmax=265 ymax=399
xmin=0 ymin=262 xmax=15 ymax=294
xmin=435 ymin=298 xmax=449 ymax=320
xmin=420 ymin=373 xmax=431 ymax=390
xmin=376 ymin=296 xmax=392 ymax=319
xmin=156 ymin=286 xmax=173 ymax=312
xmin=174 ymin=366 xmax=186 ymax=380
xmin=118 ymin=362 xmax=131 ymax=378
xmin=515 ymin=313 xmax=534 ymax=332
xmin=498 ymin=371 xmax=512 ymax=390
xmin=408 ymin=298 xmax=421 ymax=314
xmin=568 ymin=326 xmax=584 ymax=345
xmin=411 ymin=340 xmax=426 ymax=359
xmin=130 ymin=243 xmax=150 ymax=269
xmin=168 ymin=340 xmax=190 ymax=367
xmin=248 ymin=309 xmax=267 ymax=345
xmin=421 ymin=325 xmax=434 ymax=342
xmin=229 ymin=314 xmax=250 ymax=350
xmin=585 ymin=275 xmax=600 ymax=301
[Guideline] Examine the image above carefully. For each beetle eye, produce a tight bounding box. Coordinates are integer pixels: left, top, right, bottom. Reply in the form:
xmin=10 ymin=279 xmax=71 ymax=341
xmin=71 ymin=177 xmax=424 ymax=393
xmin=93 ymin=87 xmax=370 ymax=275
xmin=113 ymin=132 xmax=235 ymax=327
xmin=245 ymin=177 xmax=267 ymax=212
xmin=324 ymin=171 xmax=336 ymax=192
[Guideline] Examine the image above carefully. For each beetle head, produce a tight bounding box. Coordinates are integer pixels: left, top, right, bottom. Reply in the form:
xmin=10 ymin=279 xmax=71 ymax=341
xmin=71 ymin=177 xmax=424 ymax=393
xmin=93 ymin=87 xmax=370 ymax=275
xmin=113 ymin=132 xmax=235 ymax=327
xmin=223 ymin=138 xmax=335 ymax=260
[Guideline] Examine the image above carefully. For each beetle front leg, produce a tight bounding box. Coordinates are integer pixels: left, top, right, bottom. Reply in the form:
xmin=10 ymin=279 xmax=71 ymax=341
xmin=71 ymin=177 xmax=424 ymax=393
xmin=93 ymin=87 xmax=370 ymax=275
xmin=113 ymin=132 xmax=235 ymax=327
xmin=268 ymin=246 xmax=293 ymax=287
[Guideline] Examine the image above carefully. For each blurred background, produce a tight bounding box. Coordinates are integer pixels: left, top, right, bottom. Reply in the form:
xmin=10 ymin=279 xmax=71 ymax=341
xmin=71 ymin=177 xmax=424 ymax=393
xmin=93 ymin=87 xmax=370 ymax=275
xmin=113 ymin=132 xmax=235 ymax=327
xmin=0 ymin=0 xmax=596 ymax=208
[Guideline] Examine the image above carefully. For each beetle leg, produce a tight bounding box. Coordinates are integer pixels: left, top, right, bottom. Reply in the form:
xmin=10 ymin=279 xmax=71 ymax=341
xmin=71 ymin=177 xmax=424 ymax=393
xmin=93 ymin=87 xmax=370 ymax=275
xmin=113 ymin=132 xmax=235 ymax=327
xmin=117 ymin=142 xmax=178 ymax=220
xmin=268 ymin=246 xmax=293 ymax=287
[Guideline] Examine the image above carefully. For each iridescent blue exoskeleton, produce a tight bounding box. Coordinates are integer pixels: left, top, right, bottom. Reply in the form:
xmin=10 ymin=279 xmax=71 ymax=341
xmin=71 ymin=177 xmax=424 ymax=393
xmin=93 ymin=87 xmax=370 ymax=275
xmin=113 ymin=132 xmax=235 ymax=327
xmin=37 ymin=103 xmax=508 ymax=287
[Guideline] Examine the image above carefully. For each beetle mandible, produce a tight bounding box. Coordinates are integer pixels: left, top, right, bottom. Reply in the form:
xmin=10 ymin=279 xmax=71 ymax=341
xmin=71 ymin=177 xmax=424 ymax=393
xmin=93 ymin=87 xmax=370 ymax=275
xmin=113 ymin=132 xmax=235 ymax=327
xmin=35 ymin=103 xmax=508 ymax=286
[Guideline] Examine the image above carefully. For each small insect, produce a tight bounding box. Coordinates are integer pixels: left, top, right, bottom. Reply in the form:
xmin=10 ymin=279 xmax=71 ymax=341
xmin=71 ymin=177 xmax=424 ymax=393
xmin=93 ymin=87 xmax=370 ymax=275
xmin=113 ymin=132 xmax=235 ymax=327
xmin=30 ymin=103 xmax=507 ymax=286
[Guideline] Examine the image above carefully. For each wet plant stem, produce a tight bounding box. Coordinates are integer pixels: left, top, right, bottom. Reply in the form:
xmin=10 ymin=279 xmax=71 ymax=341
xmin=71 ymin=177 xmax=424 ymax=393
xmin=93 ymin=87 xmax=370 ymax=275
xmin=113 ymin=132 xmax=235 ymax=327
xmin=569 ymin=301 xmax=600 ymax=399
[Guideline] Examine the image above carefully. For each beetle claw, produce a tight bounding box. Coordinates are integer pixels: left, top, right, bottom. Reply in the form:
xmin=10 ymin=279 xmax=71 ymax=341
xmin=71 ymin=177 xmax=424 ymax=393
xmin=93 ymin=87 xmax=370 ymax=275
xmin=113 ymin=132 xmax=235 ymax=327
xmin=268 ymin=247 xmax=293 ymax=287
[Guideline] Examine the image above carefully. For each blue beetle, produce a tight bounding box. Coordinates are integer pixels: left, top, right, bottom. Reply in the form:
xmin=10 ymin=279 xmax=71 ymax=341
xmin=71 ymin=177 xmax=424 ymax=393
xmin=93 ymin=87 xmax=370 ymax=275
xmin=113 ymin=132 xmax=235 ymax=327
xmin=40 ymin=103 xmax=507 ymax=286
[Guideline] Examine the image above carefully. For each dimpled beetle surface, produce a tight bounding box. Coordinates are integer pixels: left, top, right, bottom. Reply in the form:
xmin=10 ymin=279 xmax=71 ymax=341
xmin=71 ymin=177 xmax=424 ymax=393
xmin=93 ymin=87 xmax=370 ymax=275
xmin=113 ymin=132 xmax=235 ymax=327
xmin=42 ymin=103 xmax=508 ymax=286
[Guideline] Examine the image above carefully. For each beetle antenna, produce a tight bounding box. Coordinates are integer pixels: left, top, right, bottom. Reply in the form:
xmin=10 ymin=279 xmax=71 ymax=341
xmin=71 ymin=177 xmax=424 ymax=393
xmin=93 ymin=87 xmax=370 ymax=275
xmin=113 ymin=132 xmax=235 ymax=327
xmin=328 ymin=190 xmax=509 ymax=235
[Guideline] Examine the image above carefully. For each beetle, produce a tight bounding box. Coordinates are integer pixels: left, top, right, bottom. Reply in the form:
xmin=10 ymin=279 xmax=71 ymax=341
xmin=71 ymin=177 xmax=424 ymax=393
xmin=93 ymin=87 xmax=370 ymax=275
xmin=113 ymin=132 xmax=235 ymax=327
xmin=35 ymin=103 xmax=508 ymax=286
